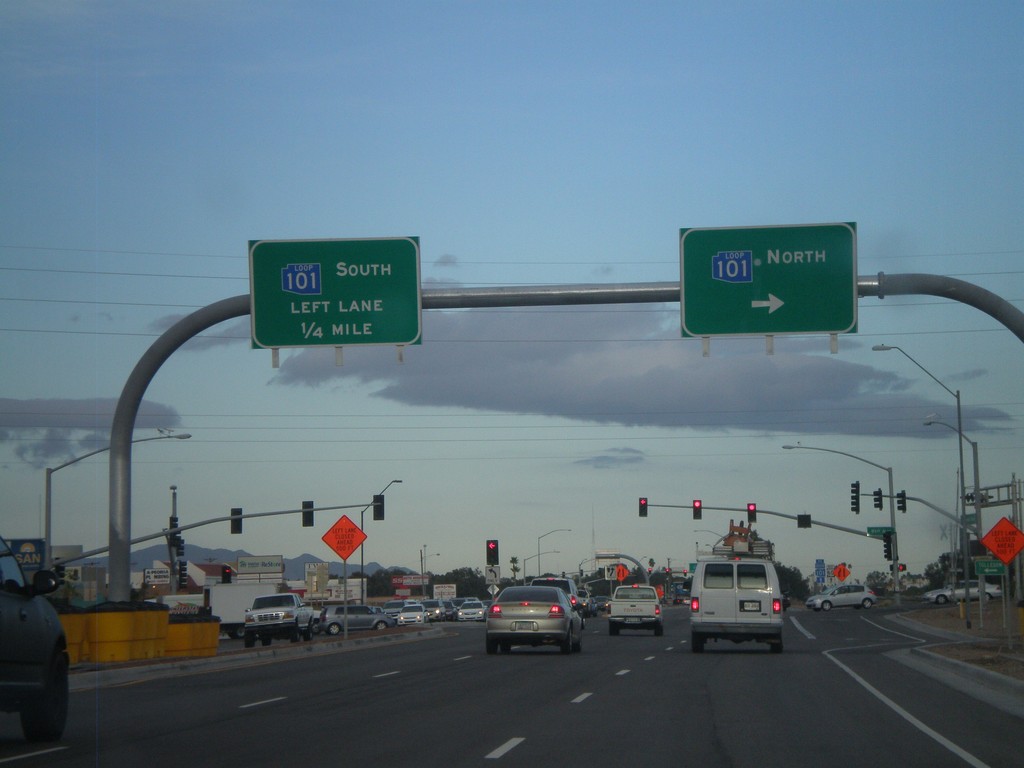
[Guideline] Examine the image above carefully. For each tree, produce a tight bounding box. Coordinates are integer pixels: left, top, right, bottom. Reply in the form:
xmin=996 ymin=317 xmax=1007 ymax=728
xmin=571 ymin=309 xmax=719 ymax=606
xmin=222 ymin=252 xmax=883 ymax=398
xmin=509 ymin=556 xmax=520 ymax=583
xmin=774 ymin=562 xmax=808 ymax=601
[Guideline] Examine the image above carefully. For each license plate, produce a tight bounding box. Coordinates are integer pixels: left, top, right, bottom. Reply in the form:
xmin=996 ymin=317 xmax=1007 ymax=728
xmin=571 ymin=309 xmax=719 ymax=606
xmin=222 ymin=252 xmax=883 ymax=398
xmin=624 ymin=617 xmax=642 ymax=623
xmin=740 ymin=600 xmax=761 ymax=612
xmin=511 ymin=621 xmax=537 ymax=631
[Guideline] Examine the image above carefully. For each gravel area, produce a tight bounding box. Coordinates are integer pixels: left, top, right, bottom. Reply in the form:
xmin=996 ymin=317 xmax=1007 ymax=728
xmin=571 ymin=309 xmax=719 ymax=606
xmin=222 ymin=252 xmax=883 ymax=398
xmin=898 ymin=600 xmax=1024 ymax=682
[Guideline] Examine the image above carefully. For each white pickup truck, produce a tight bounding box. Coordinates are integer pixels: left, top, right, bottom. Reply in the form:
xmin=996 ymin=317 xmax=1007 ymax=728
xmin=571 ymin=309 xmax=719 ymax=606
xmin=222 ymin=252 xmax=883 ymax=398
xmin=607 ymin=584 xmax=663 ymax=636
xmin=243 ymin=592 xmax=316 ymax=648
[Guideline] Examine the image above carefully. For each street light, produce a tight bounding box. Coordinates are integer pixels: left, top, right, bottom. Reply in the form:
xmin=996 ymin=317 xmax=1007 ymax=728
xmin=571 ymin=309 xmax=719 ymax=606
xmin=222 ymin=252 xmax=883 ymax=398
xmin=782 ymin=442 xmax=901 ymax=604
xmin=44 ymin=431 xmax=191 ymax=568
xmin=537 ymin=529 xmax=571 ymax=580
xmin=360 ymin=479 xmax=402 ymax=603
xmin=522 ymin=550 xmax=560 ymax=583
xmin=873 ymin=343 xmax=973 ymax=622
xmin=419 ymin=546 xmax=440 ymax=598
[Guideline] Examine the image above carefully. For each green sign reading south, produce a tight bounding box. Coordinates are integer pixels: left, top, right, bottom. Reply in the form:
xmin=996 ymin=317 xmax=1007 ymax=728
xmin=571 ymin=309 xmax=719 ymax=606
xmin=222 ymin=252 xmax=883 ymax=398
xmin=249 ymin=238 xmax=421 ymax=349
xmin=680 ymin=223 xmax=857 ymax=337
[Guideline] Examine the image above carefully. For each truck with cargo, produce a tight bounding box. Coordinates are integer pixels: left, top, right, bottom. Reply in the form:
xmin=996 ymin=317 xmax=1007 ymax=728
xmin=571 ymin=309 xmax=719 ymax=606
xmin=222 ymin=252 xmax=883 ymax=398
xmin=207 ymin=582 xmax=280 ymax=639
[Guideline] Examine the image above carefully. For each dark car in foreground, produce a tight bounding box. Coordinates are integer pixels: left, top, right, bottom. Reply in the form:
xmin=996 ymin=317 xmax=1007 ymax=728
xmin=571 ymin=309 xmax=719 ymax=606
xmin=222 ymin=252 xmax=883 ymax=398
xmin=0 ymin=536 xmax=68 ymax=741
xmin=485 ymin=585 xmax=583 ymax=654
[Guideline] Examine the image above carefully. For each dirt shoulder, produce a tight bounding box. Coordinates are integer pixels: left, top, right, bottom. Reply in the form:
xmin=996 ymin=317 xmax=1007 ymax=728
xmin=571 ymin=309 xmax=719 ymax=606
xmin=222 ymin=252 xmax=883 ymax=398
xmin=897 ymin=599 xmax=1024 ymax=682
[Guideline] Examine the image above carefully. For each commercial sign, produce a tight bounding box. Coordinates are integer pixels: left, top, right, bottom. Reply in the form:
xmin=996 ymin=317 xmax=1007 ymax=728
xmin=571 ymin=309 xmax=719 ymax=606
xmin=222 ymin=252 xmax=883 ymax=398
xmin=236 ymin=555 xmax=284 ymax=574
xmin=144 ymin=567 xmax=171 ymax=585
xmin=680 ymin=223 xmax=857 ymax=337
xmin=10 ymin=539 xmax=45 ymax=572
xmin=249 ymin=237 xmax=422 ymax=349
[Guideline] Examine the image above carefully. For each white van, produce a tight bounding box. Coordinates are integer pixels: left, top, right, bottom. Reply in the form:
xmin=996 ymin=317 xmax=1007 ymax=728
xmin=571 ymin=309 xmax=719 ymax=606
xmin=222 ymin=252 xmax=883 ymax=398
xmin=688 ymin=558 xmax=784 ymax=653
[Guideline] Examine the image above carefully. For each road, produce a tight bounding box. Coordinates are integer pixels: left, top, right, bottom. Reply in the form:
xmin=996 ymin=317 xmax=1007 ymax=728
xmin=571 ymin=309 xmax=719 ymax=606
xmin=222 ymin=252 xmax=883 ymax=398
xmin=0 ymin=606 xmax=1019 ymax=767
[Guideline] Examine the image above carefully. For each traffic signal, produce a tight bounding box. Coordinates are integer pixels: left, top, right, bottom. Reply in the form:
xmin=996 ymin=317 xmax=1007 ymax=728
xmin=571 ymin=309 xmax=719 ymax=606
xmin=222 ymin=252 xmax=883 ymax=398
xmin=372 ymin=494 xmax=385 ymax=521
xmin=882 ymin=532 xmax=893 ymax=561
xmin=746 ymin=503 xmax=757 ymax=524
xmin=873 ymin=488 xmax=884 ymax=510
xmin=302 ymin=500 xmax=314 ymax=527
xmin=797 ymin=514 xmax=812 ymax=528
xmin=221 ymin=564 xmax=233 ymax=584
xmin=898 ymin=563 xmax=907 ymax=572
xmin=486 ymin=539 xmax=499 ymax=566
xmin=177 ymin=560 xmax=188 ymax=589
xmin=639 ymin=497 xmax=648 ymax=517
xmin=850 ymin=481 xmax=860 ymax=514
xmin=692 ymin=499 xmax=702 ymax=520
xmin=896 ymin=490 xmax=907 ymax=513
xmin=230 ymin=507 xmax=243 ymax=534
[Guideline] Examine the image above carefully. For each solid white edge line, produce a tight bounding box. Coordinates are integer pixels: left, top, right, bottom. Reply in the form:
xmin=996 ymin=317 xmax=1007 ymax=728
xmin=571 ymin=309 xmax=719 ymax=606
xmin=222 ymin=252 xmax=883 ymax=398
xmin=239 ymin=696 xmax=287 ymax=709
xmin=485 ymin=737 xmax=525 ymax=759
xmin=823 ymin=650 xmax=991 ymax=768
xmin=0 ymin=746 xmax=68 ymax=764
xmin=787 ymin=615 xmax=816 ymax=640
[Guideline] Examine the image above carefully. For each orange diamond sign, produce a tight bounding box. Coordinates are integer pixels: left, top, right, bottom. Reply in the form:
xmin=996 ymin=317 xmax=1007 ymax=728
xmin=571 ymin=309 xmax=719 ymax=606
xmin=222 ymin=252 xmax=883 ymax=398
xmin=980 ymin=516 xmax=1024 ymax=565
xmin=322 ymin=515 xmax=367 ymax=561
xmin=832 ymin=563 xmax=850 ymax=582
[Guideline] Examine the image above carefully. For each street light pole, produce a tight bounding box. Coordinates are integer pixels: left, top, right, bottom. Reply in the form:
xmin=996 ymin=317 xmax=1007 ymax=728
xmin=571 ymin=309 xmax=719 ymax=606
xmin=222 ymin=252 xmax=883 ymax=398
xmin=782 ymin=443 xmax=901 ymax=604
xmin=44 ymin=432 xmax=191 ymax=569
xmin=523 ymin=550 xmax=559 ymax=583
xmin=874 ymin=343 xmax=973 ymax=624
xmin=537 ymin=529 xmax=571 ymax=579
xmin=360 ymin=479 xmax=401 ymax=603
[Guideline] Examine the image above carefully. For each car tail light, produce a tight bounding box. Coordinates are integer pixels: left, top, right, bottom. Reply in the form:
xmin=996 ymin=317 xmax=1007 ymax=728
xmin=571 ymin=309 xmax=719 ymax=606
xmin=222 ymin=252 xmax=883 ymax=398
xmin=690 ymin=597 xmax=699 ymax=612
xmin=772 ymin=598 xmax=782 ymax=614
xmin=548 ymin=604 xmax=565 ymax=618
xmin=570 ymin=595 xmax=578 ymax=607
xmin=488 ymin=604 xmax=502 ymax=617
xmin=654 ymin=604 xmax=661 ymax=616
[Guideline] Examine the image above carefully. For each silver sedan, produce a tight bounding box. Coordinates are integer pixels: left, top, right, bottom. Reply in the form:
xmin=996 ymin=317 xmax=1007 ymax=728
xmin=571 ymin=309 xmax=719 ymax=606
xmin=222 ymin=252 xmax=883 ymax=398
xmin=485 ymin=585 xmax=583 ymax=654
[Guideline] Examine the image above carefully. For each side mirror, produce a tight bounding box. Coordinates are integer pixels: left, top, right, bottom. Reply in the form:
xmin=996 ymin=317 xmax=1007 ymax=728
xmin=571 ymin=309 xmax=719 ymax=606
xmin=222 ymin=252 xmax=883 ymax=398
xmin=32 ymin=569 xmax=60 ymax=596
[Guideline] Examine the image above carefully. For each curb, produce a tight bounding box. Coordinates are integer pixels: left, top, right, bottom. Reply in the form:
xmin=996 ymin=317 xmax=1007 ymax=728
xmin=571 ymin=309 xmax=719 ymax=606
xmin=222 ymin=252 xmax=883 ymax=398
xmin=69 ymin=626 xmax=445 ymax=691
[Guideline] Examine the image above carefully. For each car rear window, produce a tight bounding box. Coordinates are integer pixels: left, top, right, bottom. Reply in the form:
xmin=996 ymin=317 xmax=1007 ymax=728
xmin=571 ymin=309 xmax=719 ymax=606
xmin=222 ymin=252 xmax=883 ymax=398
xmin=703 ymin=563 xmax=734 ymax=589
xmin=737 ymin=564 xmax=768 ymax=589
xmin=499 ymin=587 xmax=561 ymax=603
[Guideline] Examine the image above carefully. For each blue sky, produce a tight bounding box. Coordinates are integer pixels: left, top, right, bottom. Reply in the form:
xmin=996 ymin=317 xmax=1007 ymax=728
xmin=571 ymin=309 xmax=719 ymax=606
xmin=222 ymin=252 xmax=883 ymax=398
xmin=2 ymin=2 xmax=1022 ymax=584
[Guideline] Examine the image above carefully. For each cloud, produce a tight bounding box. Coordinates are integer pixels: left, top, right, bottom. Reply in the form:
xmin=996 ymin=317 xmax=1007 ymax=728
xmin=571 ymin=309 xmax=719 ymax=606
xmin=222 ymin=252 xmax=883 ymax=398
xmin=0 ymin=398 xmax=182 ymax=467
xmin=269 ymin=306 xmax=1009 ymax=437
xmin=574 ymin=447 xmax=646 ymax=469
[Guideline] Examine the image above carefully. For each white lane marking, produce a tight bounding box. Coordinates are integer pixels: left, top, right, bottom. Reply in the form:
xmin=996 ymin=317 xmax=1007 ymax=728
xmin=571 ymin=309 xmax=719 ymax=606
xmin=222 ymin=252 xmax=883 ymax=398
xmin=239 ymin=696 xmax=287 ymax=709
xmin=644 ymin=655 xmax=656 ymax=661
xmin=0 ymin=746 xmax=68 ymax=763
xmin=861 ymin=616 xmax=927 ymax=642
xmin=616 ymin=669 xmax=630 ymax=676
xmin=788 ymin=615 xmax=815 ymax=640
xmin=571 ymin=692 xmax=593 ymax=704
xmin=823 ymin=649 xmax=991 ymax=768
xmin=486 ymin=737 xmax=525 ymax=759
xmin=373 ymin=670 xmax=400 ymax=678
xmin=453 ymin=655 xmax=472 ymax=661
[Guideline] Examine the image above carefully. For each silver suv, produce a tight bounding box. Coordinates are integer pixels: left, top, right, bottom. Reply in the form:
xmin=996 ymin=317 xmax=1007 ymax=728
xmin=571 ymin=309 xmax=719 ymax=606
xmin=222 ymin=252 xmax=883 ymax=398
xmin=0 ymin=536 xmax=68 ymax=741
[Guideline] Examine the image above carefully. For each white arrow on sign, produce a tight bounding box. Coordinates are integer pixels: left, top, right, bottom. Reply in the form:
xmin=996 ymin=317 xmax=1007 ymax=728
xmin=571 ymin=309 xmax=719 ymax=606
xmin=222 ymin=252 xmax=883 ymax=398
xmin=751 ymin=294 xmax=785 ymax=314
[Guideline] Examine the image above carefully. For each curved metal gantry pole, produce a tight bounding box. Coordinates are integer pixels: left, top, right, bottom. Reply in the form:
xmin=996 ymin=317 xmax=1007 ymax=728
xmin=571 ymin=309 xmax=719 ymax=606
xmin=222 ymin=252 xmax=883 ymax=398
xmin=105 ymin=274 xmax=1024 ymax=600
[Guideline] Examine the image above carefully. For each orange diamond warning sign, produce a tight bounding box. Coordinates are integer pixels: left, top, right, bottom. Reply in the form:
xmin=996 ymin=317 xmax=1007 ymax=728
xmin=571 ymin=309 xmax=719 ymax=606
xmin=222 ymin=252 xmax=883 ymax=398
xmin=980 ymin=516 xmax=1024 ymax=565
xmin=322 ymin=515 xmax=367 ymax=561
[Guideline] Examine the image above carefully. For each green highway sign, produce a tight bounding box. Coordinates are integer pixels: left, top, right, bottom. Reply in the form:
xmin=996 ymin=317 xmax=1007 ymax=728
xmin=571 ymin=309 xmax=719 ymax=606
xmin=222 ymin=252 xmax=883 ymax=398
xmin=973 ymin=559 xmax=1006 ymax=576
xmin=680 ymin=223 xmax=857 ymax=337
xmin=249 ymin=238 xmax=421 ymax=349
xmin=867 ymin=526 xmax=894 ymax=537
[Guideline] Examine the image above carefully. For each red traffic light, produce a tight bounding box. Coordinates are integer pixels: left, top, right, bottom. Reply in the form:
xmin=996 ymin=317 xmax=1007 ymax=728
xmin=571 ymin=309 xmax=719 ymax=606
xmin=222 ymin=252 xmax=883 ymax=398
xmin=692 ymin=499 xmax=702 ymax=520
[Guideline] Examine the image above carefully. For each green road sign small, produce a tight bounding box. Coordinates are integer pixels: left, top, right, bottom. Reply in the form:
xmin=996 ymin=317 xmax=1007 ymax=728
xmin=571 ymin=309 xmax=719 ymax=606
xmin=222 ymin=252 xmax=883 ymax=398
xmin=973 ymin=559 xmax=1006 ymax=576
xmin=867 ymin=526 xmax=894 ymax=537
xmin=680 ymin=223 xmax=857 ymax=337
xmin=249 ymin=238 xmax=421 ymax=349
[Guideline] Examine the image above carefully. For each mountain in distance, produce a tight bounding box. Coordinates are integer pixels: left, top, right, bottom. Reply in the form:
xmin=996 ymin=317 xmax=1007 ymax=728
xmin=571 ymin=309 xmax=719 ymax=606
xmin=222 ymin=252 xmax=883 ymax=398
xmin=96 ymin=543 xmax=413 ymax=581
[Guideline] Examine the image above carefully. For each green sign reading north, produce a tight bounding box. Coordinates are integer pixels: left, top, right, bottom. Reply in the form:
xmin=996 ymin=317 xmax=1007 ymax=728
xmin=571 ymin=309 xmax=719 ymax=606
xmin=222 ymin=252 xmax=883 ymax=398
xmin=249 ymin=238 xmax=421 ymax=349
xmin=680 ymin=223 xmax=857 ymax=337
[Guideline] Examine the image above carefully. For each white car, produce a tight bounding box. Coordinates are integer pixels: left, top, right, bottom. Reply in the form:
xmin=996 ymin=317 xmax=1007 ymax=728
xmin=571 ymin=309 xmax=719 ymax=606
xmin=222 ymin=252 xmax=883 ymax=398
xmin=397 ymin=603 xmax=426 ymax=625
xmin=805 ymin=583 xmax=876 ymax=611
xmin=922 ymin=581 xmax=1002 ymax=604
xmin=456 ymin=600 xmax=486 ymax=621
